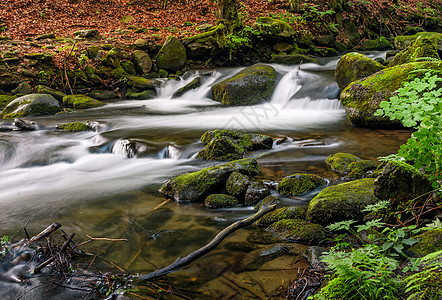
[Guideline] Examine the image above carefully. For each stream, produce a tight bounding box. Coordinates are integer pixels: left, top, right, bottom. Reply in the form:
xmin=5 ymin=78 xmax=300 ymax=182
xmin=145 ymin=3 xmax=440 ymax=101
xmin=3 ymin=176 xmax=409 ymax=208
xmin=0 ymin=53 xmax=412 ymax=299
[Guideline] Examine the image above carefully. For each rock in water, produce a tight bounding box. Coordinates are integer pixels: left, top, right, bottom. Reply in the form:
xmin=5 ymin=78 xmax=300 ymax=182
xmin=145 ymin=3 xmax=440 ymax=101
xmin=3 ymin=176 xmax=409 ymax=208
xmin=0 ymin=94 xmax=61 ymax=119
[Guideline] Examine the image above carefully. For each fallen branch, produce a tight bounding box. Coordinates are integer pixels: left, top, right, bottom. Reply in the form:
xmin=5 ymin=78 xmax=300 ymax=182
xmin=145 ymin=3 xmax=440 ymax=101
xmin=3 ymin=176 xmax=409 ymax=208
xmin=136 ymin=204 xmax=276 ymax=281
xmin=29 ymin=222 xmax=62 ymax=243
xmin=34 ymin=233 xmax=75 ymax=274
xmin=77 ymin=235 xmax=129 ymax=247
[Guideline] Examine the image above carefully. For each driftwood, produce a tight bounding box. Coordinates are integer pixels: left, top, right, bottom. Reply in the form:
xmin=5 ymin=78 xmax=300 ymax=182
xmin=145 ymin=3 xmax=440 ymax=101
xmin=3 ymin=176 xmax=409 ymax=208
xmin=137 ymin=204 xmax=276 ymax=281
xmin=29 ymin=222 xmax=62 ymax=243
xmin=34 ymin=233 xmax=75 ymax=274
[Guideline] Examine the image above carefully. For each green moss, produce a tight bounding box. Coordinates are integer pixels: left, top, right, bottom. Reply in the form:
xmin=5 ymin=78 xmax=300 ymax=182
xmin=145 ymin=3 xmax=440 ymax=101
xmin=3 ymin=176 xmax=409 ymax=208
xmin=35 ymin=85 xmax=66 ymax=101
xmin=0 ymin=95 xmax=17 ymax=110
xmin=200 ymin=129 xmax=273 ymax=150
xmin=185 ymin=23 xmax=225 ymax=44
xmin=253 ymin=17 xmax=295 ymax=38
xmin=362 ymin=36 xmax=392 ymax=51
xmin=1 ymin=94 xmax=61 ymax=119
xmin=409 ymin=229 xmax=442 ymax=256
xmin=394 ymin=32 xmax=442 ymax=50
xmin=277 ymin=173 xmax=326 ymax=196
xmin=125 ymin=89 xmax=156 ymax=100
xmin=347 ymin=160 xmax=377 ymax=179
xmin=391 ymin=36 xmax=440 ymax=66
xmin=197 ymin=137 xmax=245 ymax=161
xmin=256 ymin=206 xmax=305 ymax=227
xmin=155 ymin=36 xmax=186 ymax=72
xmin=307 ymin=178 xmax=378 ymax=226
xmin=111 ymin=67 xmax=127 ymax=79
xmin=255 ymin=195 xmax=278 ymax=210
xmin=125 ymin=76 xmax=161 ymax=91
xmin=226 ymin=172 xmax=250 ymax=196
xmin=160 ymin=158 xmax=260 ymax=202
xmin=62 ymin=94 xmax=104 ymax=109
xmin=267 ymin=219 xmax=325 ymax=244
xmin=24 ymin=52 xmax=52 ymax=61
xmin=122 ymin=61 xmax=136 ymax=75
xmin=204 ymin=194 xmax=239 ymax=208
xmin=326 ymin=153 xmax=362 ymax=174
xmin=57 ymin=122 xmax=88 ymax=132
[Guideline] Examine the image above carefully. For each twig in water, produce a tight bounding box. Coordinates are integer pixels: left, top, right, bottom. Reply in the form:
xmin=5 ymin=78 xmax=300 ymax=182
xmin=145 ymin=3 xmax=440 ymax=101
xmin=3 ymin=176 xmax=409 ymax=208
xmin=76 ymin=235 xmax=128 ymax=247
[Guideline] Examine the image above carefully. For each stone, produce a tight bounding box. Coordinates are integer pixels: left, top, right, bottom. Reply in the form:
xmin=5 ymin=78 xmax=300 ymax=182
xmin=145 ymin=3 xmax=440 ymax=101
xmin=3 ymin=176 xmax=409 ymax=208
xmin=88 ymin=90 xmax=117 ymax=100
xmin=272 ymin=42 xmax=293 ymax=53
xmin=35 ymin=33 xmax=56 ymax=40
xmin=245 ymin=182 xmax=271 ymax=206
xmin=34 ymin=85 xmax=66 ymax=101
xmin=304 ymin=246 xmax=328 ymax=268
xmin=307 ymin=178 xmax=378 ymax=226
xmin=374 ymin=161 xmax=433 ymax=205
xmin=132 ymin=50 xmax=152 ymax=74
xmin=122 ymin=61 xmax=137 ymax=75
xmin=277 ymin=174 xmax=326 ymax=196
xmin=125 ymin=76 xmax=161 ymax=92
xmin=409 ymin=229 xmax=442 ymax=257
xmin=155 ymin=36 xmax=186 ymax=72
xmin=253 ymin=17 xmax=295 ymax=39
xmin=226 ymin=172 xmax=250 ymax=197
xmin=391 ymin=35 xmax=441 ymax=66
xmin=160 ymin=158 xmax=260 ymax=202
xmin=211 ymin=64 xmax=278 ymax=106
xmin=256 ymin=206 xmax=306 ymax=228
xmin=197 ymin=137 xmax=245 ymax=161
xmin=361 ymin=37 xmax=392 ymax=51
xmin=266 ymin=219 xmax=325 ymax=244
xmin=340 ymin=61 xmax=442 ymax=128
xmin=255 ymin=195 xmax=278 ymax=211
xmin=201 ymin=129 xmax=273 ymax=151
xmin=172 ymin=77 xmax=201 ymax=98
xmin=240 ymin=244 xmax=290 ymax=271
xmin=347 ymin=160 xmax=377 ymax=179
xmin=24 ymin=53 xmax=52 ymax=62
xmin=394 ymin=32 xmax=442 ymax=51
xmin=125 ymin=89 xmax=157 ymax=100
xmin=334 ymin=52 xmax=385 ymax=91
xmin=74 ymin=29 xmax=99 ymax=38
xmin=344 ymin=21 xmax=360 ymax=45
xmin=12 ymin=82 xmax=32 ymax=95
xmin=313 ymin=35 xmax=335 ymax=47
xmin=204 ymin=194 xmax=239 ymax=208
xmin=134 ymin=38 xmax=147 ymax=48
xmin=86 ymin=46 xmax=100 ymax=60
xmin=269 ymin=54 xmax=319 ymax=65
xmin=0 ymin=95 xmax=17 ymax=110
xmin=0 ymin=94 xmax=61 ymax=119
xmin=186 ymin=40 xmax=220 ymax=58
xmin=13 ymin=118 xmax=37 ymax=131
xmin=56 ymin=122 xmax=88 ymax=132
xmin=325 ymin=152 xmax=362 ymax=174
xmin=62 ymin=94 xmax=104 ymax=109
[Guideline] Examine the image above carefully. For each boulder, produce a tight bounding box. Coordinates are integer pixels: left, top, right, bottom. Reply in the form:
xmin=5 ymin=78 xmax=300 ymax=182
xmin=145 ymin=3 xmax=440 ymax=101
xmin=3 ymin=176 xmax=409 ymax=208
xmin=172 ymin=77 xmax=201 ymax=98
xmin=12 ymin=81 xmax=32 ymax=95
xmin=88 ymin=89 xmax=117 ymax=100
xmin=125 ymin=89 xmax=156 ymax=100
xmin=0 ymin=95 xmax=17 ymax=110
xmin=201 ymin=129 xmax=273 ymax=151
xmin=307 ymin=178 xmax=378 ymax=226
xmin=132 ymin=50 xmax=152 ymax=74
xmin=347 ymin=160 xmax=377 ymax=179
xmin=0 ymin=94 xmax=61 ymax=119
xmin=325 ymin=152 xmax=362 ymax=174
xmin=62 ymin=95 xmax=104 ymax=109
xmin=394 ymin=32 xmax=442 ymax=51
xmin=160 ymin=158 xmax=260 ymax=202
xmin=204 ymin=194 xmax=239 ymax=208
xmin=226 ymin=172 xmax=250 ymax=197
xmin=34 ymin=85 xmax=66 ymax=101
xmin=197 ymin=137 xmax=245 ymax=161
xmin=340 ymin=61 xmax=442 ymax=128
xmin=256 ymin=206 xmax=306 ymax=228
xmin=361 ymin=37 xmax=392 ymax=51
xmin=391 ymin=35 xmax=441 ymax=66
xmin=211 ymin=64 xmax=278 ymax=106
xmin=255 ymin=195 xmax=278 ymax=211
xmin=253 ymin=17 xmax=295 ymax=39
xmin=409 ymin=229 xmax=442 ymax=257
xmin=266 ymin=219 xmax=325 ymax=244
xmin=155 ymin=36 xmax=186 ymax=72
xmin=374 ymin=161 xmax=433 ymax=204
xmin=56 ymin=122 xmax=88 ymax=132
xmin=186 ymin=40 xmax=220 ymax=58
xmin=74 ymin=29 xmax=99 ymax=38
xmin=277 ymin=174 xmax=326 ymax=196
xmin=334 ymin=52 xmax=385 ymax=90
xmin=245 ymin=182 xmax=270 ymax=206
xmin=125 ymin=76 xmax=161 ymax=92
xmin=13 ymin=119 xmax=37 ymax=131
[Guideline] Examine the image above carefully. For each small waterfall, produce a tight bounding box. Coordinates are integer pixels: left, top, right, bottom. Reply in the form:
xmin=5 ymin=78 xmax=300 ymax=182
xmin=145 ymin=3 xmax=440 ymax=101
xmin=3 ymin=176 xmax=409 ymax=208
xmin=270 ymin=68 xmax=302 ymax=106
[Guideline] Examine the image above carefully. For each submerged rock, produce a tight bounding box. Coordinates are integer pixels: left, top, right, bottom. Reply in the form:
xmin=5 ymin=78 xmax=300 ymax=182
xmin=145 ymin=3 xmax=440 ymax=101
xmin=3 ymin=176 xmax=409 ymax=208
xmin=0 ymin=94 xmax=61 ymax=119
xmin=204 ymin=194 xmax=239 ymax=208
xmin=325 ymin=152 xmax=362 ymax=175
xmin=240 ymin=244 xmax=291 ymax=271
xmin=245 ymin=182 xmax=270 ymax=206
xmin=334 ymin=52 xmax=385 ymax=90
xmin=57 ymin=122 xmax=89 ymax=132
xmin=13 ymin=118 xmax=37 ymax=131
xmin=266 ymin=219 xmax=325 ymax=244
xmin=172 ymin=77 xmax=201 ymax=98
xmin=307 ymin=178 xmax=378 ymax=226
xmin=277 ymin=174 xmax=326 ymax=196
xmin=255 ymin=206 xmax=306 ymax=228
xmin=211 ymin=64 xmax=278 ymax=106
xmin=340 ymin=61 xmax=442 ymax=128
xmin=374 ymin=161 xmax=433 ymax=204
xmin=160 ymin=158 xmax=260 ymax=202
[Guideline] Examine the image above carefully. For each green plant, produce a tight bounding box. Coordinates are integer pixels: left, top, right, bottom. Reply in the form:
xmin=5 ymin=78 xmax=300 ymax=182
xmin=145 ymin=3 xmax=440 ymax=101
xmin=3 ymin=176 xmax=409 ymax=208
xmin=1 ymin=235 xmax=11 ymax=258
xmin=375 ymin=72 xmax=442 ymax=189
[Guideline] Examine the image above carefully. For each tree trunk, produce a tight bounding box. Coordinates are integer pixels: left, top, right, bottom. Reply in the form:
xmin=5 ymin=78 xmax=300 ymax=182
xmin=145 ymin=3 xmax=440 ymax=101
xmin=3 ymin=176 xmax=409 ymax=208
xmin=217 ymin=0 xmax=240 ymax=32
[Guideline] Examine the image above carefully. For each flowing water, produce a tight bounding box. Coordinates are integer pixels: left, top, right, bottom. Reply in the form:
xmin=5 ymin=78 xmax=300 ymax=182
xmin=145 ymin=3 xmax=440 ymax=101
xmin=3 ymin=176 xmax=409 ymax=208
xmin=0 ymin=54 xmax=412 ymax=299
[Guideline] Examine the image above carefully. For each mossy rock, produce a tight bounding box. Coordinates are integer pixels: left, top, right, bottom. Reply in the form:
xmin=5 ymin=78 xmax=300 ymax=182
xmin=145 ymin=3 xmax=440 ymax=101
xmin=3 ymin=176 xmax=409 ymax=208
xmin=74 ymin=29 xmax=99 ymax=38
xmin=204 ymin=194 xmax=239 ymax=208
xmin=226 ymin=172 xmax=250 ymax=196
xmin=373 ymin=161 xmax=433 ymax=205
xmin=57 ymin=122 xmax=88 ymax=132
xmin=88 ymin=89 xmax=117 ymax=100
xmin=172 ymin=77 xmax=201 ymax=98
xmin=0 ymin=94 xmax=61 ymax=119
xmin=277 ymin=174 xmax=326 ymax=196
xmin=340 ymin=61 xmax=442 ymax=128
xmin=266 ymin=219 xmax=325 ymax=244
xmin=394 ymin=32 xmax=442 ymax=50
xmin=409 ymin=229 xmax=442 ymax=257
xmin=101 ymin=48 xmax=120 ymax=68
xmin=256 ymin=206 xmax=306 ymax=228
xmin=334 ymin=52 xmax=385 ymax=90
xmin=86 ymin=46 xmax=100 ymax=60
xmin=125 ymin=89 xmax=156 ymax=100
xmin=211 ymin=64 xmax=278 ymax=106
xmin=155 ymin=36 xmax=186 ymax=72
xmin=12 ymin=81 xmax=32 ymax=95
xmin=35 ymin=85 xmax=66 ymax=101
xmin=269 ymin=54 xmax=319 ymax=65
xmin=132 ymin=50 xmax=152 ymax=74
xmin=24 ymin=52 xmax=52 ymax=62
xmin=347 ymin=160 xmax=377 ymax=179
xmin=361 ymin=37 xmax=392 ymax=51
xmin=307 ymin=178 xmax=378 ymax=226
xmin=253 ymin=17 xmax=295 ymax=39
xmin=197 ymin=137 xmax=245 ymax=161
xmin=245 ymin=182 xmax=270 ymax=206
xmin=255 ymin=195 xmax=278 ymax=211
xmin=160 ymin=158 xmax=260 ymax=202
xmin=62 ymin=94 xmax=104 ymax=109
xmin=122 ymin=61 xmax=137 ymax=75
xmin=200 ymin=129 xmax=273 ymax=151
xmin=391 ymin=35 xmax=441 ymax=66
xmin=325 ymin=152 xmax=362 ymax=174
xmin=0 ymin=95 xmax=17 ymax=110
xmin=125 ymin=76 xmax=161 ymax=92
